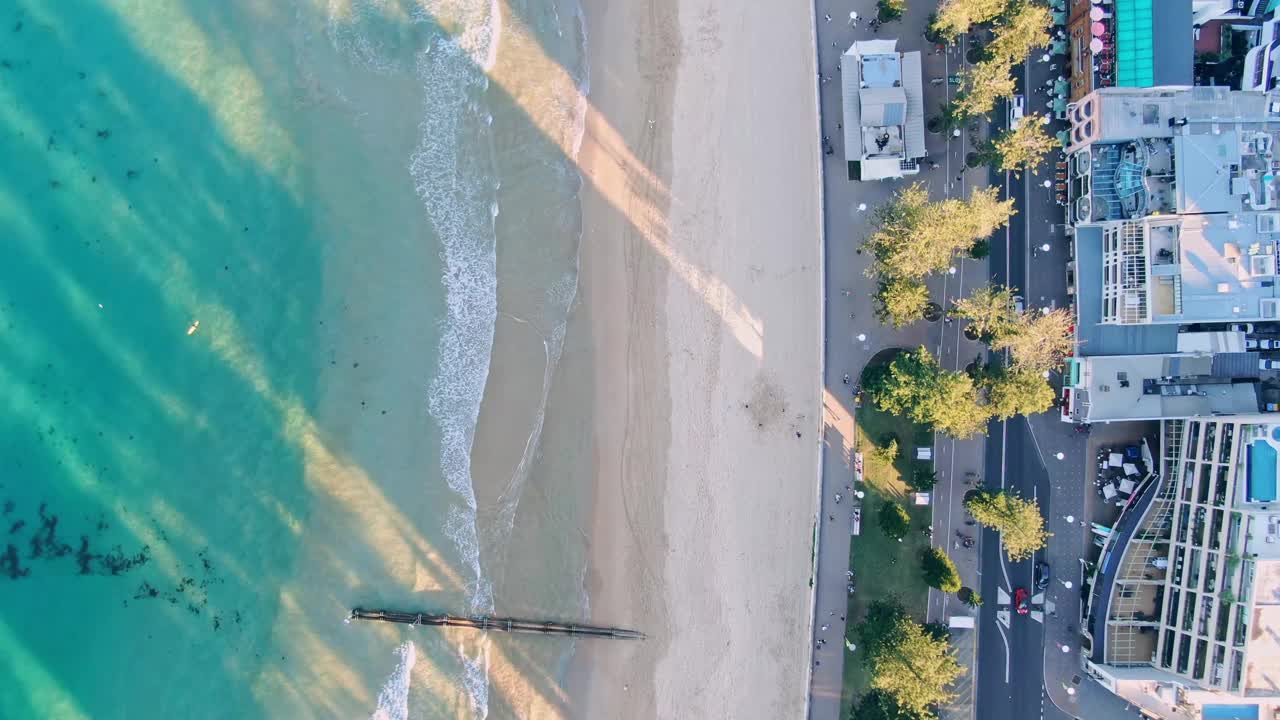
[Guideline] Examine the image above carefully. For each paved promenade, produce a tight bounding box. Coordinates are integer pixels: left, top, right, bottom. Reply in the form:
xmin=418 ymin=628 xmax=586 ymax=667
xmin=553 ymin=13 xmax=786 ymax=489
xmin=807 ymin=1 xmax=985 ymax=717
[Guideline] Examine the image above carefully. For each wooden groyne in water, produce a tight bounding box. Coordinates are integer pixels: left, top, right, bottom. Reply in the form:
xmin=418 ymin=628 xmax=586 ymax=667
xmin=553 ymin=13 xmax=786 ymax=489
xmin=346 ymin=608 xmax=646 ymax=640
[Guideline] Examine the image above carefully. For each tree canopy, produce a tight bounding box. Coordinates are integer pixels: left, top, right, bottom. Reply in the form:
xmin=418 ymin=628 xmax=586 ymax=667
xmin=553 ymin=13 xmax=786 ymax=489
xmin=991 ymin=114 xmax=1058 ymax=173
xmin=877 ymin=0 xmax=906 ymax=22
xmin=951 ymin=58 xmax=1015 ymax=121
xmin=992 ymin=307 xmax=1074 ymax=373
xmin=920 ymin=547 xmax=963 ymax=593
xmin=951 ymin=284 xmax=1019 ymax=341
xmin=879 ymin=500 xmax=912 ymax=541
xmin=932 ymin=0 xmax=1009 ymax=41
xmin=986 ymin=1 xmax=1052 ymax=65
xmin=864 ymin=184 xmax=1015 ymax=281
xmin=983 ymin=365 xmax=1056 ymax=420
xmin=865 ymin=347 xmax=990 ymax=439
xmin=876 ymin=278 xmax=931 ymax=328
xmin=852 ymin=690 xmax=931 ymax=720
xmin=855 ymin=599 xmax=964 ymax=718
xmin=964 ymin=489 xmax=1049 ymax=561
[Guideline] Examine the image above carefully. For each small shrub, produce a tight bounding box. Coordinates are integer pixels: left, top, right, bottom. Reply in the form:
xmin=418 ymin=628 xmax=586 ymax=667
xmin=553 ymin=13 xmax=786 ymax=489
xmin=908 ymin=466 xmax=937 ymax=491
xmin=875 ymin=437 xmax=900 ymax=464
xmin=879 ymin=501 xmax=911 ymax=541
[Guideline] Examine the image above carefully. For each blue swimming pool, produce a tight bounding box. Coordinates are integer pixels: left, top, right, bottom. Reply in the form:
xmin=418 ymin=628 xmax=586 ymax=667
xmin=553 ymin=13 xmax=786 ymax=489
xmin=1202 ymin=704 xmax=1259 ymax=720
xmin=1249 ymin=441 xmax=1279 ymax=503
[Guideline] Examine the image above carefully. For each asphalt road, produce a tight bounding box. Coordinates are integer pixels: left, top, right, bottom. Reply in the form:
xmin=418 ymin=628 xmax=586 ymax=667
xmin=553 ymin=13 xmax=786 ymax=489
xmin=973 ymin=54 xmax=1083 ymax=720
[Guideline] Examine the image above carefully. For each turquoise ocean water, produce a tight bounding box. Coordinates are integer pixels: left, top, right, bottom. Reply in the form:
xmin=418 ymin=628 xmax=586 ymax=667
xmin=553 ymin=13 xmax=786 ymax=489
xmin=0 ymin=0 xmax=588 ymax=717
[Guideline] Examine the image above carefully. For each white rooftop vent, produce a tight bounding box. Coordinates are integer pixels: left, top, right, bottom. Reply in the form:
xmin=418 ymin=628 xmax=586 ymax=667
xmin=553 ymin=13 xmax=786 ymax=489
xmin=1259 ymin=213 xmax=1280 ymax=234
xmin=1219 ymin=283 xmax=1232 ymax=293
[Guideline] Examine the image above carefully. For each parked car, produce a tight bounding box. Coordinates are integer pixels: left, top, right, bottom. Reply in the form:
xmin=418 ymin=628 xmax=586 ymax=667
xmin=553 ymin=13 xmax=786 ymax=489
xmin=1014 ymin=587 xmax=1030 ymax=615
xmin=1247 ymin=339 xmax=1279 ymax=350
xmin=1232 ymin=323 xmax=1256 ymax=334
xmin=1261 ymin=359 xmax=1280 ymax=371
xmin=1008 ymin=94 xmax=1025 ymax=130
xmin=1035 ymin=562 xmax=1051 ymax=590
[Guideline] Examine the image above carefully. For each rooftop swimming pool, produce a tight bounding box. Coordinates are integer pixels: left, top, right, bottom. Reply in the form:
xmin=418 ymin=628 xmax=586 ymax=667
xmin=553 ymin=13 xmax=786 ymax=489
xmin=1202 ymin=704 xmax=1259 ymax=720
xmin=1249 ymin=439 xmax=1279 ymax=504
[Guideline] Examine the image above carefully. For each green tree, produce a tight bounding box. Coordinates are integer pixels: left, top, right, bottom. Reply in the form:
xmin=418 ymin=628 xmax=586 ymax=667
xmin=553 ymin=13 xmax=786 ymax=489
xmin=866 ymin=347 xmax=991 ymax=438
xmin=986 ymin=1 xmax=1051 ymax=65
xmin=991 ymin=114 xmax=1058 ymax=173
xmin=875 ymin=277 xmax=931 ymax=328
xmin=983 ymin=366 xmax=1055 ymax=420
xmin=864 ymin=184 xmax=1015 ymax=280
xmin=857 ymin=598 xmax=911 ymax=653
xmin=951 ymin=284 xmax=1018 ymax=341
xmin=951 ymin=58 xmax=1015 ymax=120
xmin=863 ymin=615 xmax=964 ymax=717
xmin=993 ymin=307 xmax=1075 ymax=373
xmin=932 ymin=0 xmax=1009 ymax=41
xmin=851 ymin=690 xmax=929 ymax=720
xmin=877 ymin=0 xmax=907 ymax=22
xmin=920 ymin=547 xmax=963 ymax=592
xmin=964 ymin=489 xmax=1049 ymax=561
xmin=962 ymin=589 xmax=984 ymax=608
xmin=879 ymin=500 xmax=912 ymax=541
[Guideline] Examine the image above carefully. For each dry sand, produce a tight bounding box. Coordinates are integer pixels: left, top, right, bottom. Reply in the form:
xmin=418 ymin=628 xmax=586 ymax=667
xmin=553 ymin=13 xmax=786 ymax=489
xmin=567 ymin=0 xmax=824 ymax=717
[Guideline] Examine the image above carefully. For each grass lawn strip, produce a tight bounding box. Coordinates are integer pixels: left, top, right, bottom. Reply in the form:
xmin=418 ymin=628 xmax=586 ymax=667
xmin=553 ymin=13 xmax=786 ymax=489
xmin=839 ymin=357 xmax=934 ymax=716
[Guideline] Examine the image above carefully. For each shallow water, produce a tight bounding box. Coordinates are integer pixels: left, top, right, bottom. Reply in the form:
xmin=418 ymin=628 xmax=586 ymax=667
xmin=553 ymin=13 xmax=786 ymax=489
xmin=0 ymin=0 xmax=588 ymax=717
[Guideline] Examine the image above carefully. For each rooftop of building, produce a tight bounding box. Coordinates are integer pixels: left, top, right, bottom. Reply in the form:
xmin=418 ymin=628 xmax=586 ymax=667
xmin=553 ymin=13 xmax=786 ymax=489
xmin=1113 ymin=0 xmax=1194 ymax=88
xmin=1245 ymin=560 xmax=1280 ymax=693
xmin=1065 ymin=86 xmax=1280 ymax=151
xmin=1075 ymin=211 xmax=1280 ymax=325
xmin=1069 ymin=101 xmax=1280 ymax=223
xmin=1076 ymin=225 xmax=1182 ymax=353
xmin=1072 ymin=352 xmax=1261 ymax=422
xmin=1168 ymin=213 xmax=1280 ymax=323
xmin=840 ymin=39 xmax=925 ymax=179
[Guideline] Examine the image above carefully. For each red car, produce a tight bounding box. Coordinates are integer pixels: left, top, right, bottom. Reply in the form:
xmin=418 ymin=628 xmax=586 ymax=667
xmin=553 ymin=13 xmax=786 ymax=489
xmin=1014 ymin=587 xmax=1030 ymax=616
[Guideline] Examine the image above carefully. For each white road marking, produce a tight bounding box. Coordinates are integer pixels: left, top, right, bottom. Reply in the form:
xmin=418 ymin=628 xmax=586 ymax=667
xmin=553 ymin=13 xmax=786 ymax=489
xmin=996 ymin=614 xmax=1012 ymax=683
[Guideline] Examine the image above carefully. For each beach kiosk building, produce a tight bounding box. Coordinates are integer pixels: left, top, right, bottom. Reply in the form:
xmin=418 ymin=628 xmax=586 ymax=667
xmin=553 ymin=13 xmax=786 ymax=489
xmin=840 ymin=39 xmax=926 ymax=181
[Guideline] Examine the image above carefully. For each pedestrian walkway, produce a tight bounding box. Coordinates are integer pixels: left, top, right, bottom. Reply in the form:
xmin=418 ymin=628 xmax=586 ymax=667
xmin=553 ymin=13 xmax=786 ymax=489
xmin=807 ymin=1 xmax=989 ymax=718
xmin=1033 ymin=416 xmax=1141 ymax=719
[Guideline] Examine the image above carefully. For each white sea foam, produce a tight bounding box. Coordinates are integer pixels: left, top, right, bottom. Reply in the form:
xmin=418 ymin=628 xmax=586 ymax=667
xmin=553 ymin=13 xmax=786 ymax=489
xmin=409 ymin=25 xmax=499 ymax=720
xmin=327 ymin=0 xmax=500 ymax=73
xmin=369 ymin=642 xmax=417 ymax=720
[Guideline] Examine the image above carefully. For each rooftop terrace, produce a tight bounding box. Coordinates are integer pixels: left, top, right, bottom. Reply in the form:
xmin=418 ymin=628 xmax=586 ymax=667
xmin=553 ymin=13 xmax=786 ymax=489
xmin=1070 ymin=353 xmax=1261 ymax=422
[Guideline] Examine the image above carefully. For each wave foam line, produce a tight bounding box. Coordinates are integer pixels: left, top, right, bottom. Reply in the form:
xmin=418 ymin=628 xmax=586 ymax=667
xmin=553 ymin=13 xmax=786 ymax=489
xmin=370 ymin=642 xmax=417 ymax=720
xmin=411 ymin=33 xmax=499 ymax=720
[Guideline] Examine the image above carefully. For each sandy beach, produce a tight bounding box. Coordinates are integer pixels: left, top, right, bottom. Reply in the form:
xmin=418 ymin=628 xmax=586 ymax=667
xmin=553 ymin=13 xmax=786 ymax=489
xmin=566 ymin=0 xmax=824 ymax=716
